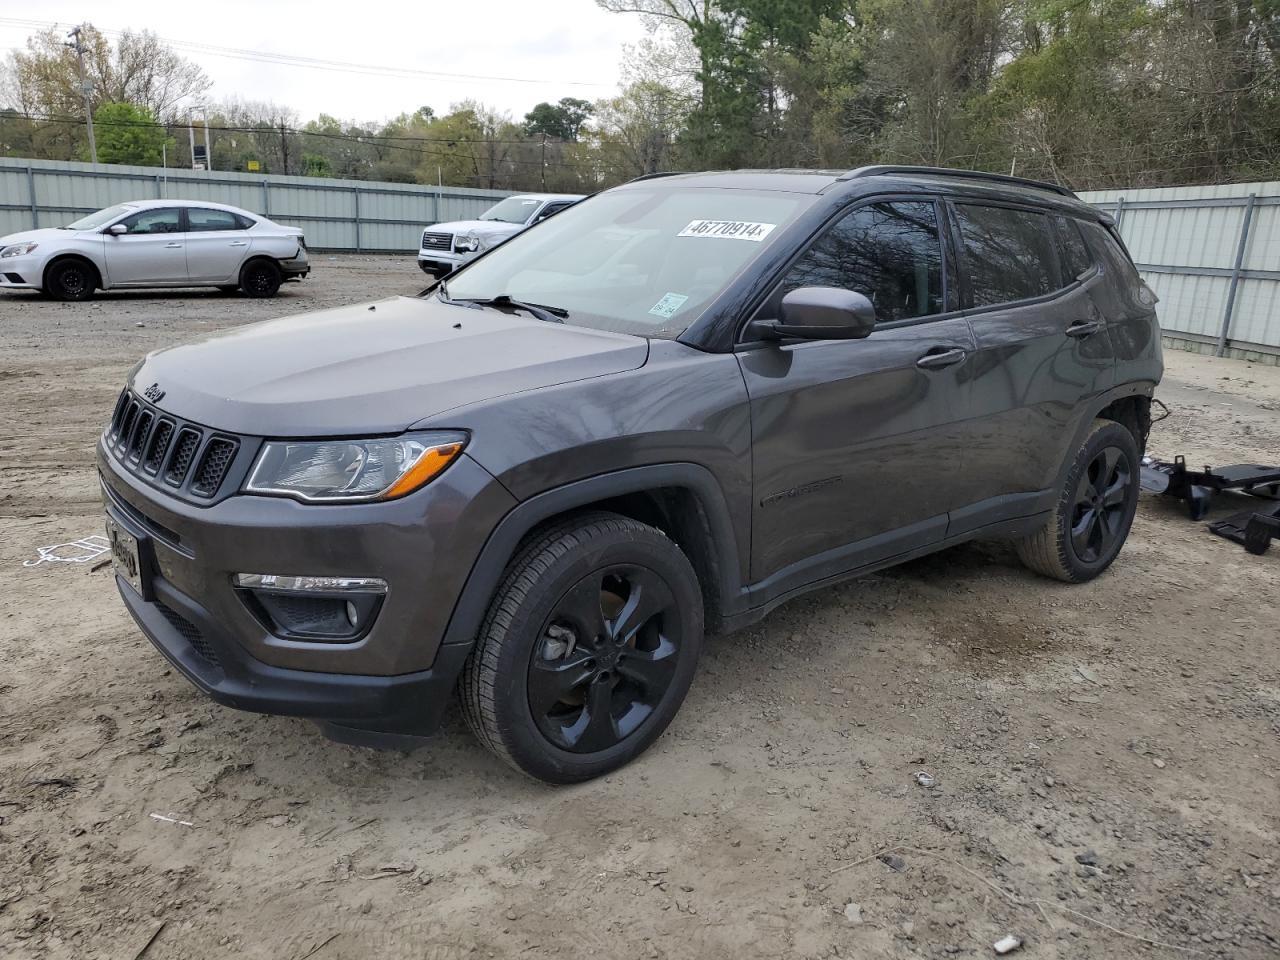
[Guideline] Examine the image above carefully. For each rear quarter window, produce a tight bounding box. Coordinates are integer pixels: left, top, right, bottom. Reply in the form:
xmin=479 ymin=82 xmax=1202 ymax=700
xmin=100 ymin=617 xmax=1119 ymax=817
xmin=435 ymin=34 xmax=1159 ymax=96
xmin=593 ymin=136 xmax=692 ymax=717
xmin=953 ymin=203 xmax=1058 ymax=307
xmin=1078 ymin=220 xmax=1139 ymax=283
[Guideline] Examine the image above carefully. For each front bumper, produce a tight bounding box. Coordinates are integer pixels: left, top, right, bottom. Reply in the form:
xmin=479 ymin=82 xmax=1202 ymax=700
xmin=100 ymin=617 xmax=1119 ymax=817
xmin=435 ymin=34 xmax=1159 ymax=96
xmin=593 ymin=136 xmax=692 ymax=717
xmin=0 ymin=253 xmax=42 ymax=289
xmin=416 ymin=251 xmax=469 ymax=276
xmin=98 ymin=438 xmax=516 ymax=736
xmin=115 ymin=574 xmax=472 ymax=739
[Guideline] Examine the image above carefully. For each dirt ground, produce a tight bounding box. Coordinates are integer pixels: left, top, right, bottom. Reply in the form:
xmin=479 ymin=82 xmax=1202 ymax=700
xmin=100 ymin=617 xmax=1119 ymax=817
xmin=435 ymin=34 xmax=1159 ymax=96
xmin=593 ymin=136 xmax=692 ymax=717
xmin=1 ymin=255 xmax=1277 ymax=960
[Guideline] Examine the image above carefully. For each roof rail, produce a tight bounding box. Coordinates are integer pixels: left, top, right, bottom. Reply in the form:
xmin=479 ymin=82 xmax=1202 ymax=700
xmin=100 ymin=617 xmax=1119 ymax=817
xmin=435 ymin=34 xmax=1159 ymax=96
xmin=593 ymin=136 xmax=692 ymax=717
xmin=838 ymin=165 xmax=1076 ymax=198
xmin=626 ymin=171 xmax=688 ymax=183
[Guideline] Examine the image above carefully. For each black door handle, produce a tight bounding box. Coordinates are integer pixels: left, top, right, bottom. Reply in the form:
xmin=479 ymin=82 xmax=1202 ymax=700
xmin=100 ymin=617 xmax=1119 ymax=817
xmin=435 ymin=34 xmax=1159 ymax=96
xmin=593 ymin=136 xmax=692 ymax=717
xmin=1066 ymin=320 xmax=1102 ymax=339
xmin=916 ymin=347 xmax=967 ymax=370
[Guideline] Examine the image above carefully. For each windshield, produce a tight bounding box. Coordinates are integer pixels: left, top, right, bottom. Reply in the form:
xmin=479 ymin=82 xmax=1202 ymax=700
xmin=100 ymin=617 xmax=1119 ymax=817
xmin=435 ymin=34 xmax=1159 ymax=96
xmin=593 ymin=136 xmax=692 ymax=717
xmin=444 ymin=187 xmax=807 ymax=338
xmin=481 ymin=197 xmax=544 ymax=224
xmin=66 ymin=204 xmax=136 ymax=230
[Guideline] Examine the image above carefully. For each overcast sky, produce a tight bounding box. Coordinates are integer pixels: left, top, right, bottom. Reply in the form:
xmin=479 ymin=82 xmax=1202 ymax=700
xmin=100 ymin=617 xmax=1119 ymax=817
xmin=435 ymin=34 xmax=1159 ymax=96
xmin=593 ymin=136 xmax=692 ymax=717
xmin=0 ymin=2 xmax=650 ymax=122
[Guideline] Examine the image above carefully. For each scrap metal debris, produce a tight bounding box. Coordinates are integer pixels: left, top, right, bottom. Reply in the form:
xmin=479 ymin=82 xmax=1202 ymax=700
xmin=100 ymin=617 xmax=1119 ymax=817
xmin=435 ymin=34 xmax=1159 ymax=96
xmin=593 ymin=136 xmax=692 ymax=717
xmin=1142 ymin=449 xmax=1280 ymax=556
xmin=1141 ymin=455 xmax=1280 ymax=520
xmin=1208 ymin=502 xmax=1280 ymax=555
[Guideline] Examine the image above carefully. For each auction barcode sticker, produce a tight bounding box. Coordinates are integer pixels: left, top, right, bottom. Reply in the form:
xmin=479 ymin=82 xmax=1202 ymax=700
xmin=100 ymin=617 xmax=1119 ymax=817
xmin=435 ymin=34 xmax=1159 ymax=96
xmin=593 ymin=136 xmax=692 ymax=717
xmin=678 ymin=219 xmax=777 ymax=242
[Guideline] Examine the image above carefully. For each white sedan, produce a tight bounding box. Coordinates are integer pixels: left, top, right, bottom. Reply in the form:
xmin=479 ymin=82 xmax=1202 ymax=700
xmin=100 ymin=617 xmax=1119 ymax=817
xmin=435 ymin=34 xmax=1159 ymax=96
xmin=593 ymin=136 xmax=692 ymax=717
xmin=0 ymin=199 xmax=309 ymax=300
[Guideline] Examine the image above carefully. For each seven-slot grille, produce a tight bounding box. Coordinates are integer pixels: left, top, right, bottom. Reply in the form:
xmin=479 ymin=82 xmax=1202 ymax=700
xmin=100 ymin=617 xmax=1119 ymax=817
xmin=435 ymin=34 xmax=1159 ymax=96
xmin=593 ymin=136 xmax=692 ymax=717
xmin=421 ymin=231 xmax=453 ymax=252
xmin=106 ymin=389 xmax=240 ymax=499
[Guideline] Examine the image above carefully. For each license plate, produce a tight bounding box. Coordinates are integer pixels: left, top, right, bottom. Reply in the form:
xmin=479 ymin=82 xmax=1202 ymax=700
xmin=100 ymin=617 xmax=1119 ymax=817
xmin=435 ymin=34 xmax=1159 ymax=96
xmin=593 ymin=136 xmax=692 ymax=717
xmin=104 ymin=515 xmax=144 ymax=596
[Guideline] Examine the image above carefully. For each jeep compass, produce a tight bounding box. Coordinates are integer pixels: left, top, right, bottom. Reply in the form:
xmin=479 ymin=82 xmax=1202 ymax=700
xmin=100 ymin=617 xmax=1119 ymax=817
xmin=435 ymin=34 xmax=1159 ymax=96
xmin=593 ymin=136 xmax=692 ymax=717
xmin=99 ymin=166 xmax=1162 ymax=783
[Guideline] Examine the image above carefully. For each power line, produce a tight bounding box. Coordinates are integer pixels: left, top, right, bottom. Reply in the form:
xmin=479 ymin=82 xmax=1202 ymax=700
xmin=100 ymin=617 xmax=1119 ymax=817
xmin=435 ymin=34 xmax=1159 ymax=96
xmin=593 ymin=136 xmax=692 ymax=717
xmin=0 ymin=17 xmax=614 ymax=89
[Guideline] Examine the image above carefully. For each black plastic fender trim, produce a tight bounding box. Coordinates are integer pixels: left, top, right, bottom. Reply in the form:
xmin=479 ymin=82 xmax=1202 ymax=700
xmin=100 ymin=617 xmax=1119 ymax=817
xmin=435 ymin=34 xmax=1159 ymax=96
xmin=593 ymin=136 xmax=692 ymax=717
xmin=438 ymin=462 xmax=743 ymax=649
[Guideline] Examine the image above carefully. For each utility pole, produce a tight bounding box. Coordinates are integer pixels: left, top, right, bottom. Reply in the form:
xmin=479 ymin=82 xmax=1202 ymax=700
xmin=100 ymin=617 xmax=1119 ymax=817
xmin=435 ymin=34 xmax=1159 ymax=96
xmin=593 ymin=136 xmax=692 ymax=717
xmin=203 ymin=115 xmax=213 ymax=171
xmin=65 ymin=25 xmax=97 ymax=163
xmin=279 ymin=122 xmax=289 ymax=176
xmin=540 ymin=133 xmax=547 ymax=191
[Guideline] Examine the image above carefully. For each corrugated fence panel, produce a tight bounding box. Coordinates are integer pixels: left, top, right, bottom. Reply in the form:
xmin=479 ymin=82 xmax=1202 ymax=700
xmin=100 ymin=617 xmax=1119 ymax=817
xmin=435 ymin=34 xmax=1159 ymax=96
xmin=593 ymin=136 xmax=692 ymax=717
xmin=0 ymin=157 xmax=511 ymax=254
xmin=1080 ymin=180 xmax=1280 ymax=361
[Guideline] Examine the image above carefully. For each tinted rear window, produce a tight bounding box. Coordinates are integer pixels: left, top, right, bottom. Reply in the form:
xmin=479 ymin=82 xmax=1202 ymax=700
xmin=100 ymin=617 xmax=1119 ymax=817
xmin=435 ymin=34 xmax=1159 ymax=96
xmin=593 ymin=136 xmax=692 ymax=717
xmin=954 ymin=204 xmax=1057 ymax=307
xmin=1054 ymin=216 xmax=1094 ymax=281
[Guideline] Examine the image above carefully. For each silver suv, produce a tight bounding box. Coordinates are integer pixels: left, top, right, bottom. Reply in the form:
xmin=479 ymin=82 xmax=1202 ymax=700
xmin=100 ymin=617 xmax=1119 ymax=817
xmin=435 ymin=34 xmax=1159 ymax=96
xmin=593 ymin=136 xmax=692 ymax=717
xmin=417 ymin=193 xmax=582 ymax=278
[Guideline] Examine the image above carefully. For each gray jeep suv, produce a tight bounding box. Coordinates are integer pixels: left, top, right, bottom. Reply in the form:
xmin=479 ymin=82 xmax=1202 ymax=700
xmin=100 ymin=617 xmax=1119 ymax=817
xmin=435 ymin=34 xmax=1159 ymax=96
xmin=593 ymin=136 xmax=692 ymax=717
xmin=99 ymin=166 xmax=1162 ymax=783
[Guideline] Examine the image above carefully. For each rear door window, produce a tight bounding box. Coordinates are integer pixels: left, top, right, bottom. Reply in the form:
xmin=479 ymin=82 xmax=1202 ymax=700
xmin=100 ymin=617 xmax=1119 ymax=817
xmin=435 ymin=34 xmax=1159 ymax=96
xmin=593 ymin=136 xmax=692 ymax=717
xmin=776 ymin=200 xmax=945 ymax=323
xmin=1053 ymin=216 xmax=1094 ymax=282
xmin=953 ymin=204 xmax=1058 ymax=307
xmin=187 ymin=208 xmax=242 ymax=232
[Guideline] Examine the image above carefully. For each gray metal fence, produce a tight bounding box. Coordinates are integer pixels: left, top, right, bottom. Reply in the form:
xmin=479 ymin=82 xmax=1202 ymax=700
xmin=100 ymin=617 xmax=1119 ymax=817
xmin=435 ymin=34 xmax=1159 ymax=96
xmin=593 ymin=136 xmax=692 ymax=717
xmin=1079 ymin=182 xmax=1280 ymax=365
xmin=0 ymin=157 xmax=513 ymax=252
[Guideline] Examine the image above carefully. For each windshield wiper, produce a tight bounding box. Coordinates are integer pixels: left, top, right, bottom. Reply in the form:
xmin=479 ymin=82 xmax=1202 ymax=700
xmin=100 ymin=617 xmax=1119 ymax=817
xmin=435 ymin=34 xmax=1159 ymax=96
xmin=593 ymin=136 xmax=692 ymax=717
xmin=452 ymin=294 xmax=568 ymax=324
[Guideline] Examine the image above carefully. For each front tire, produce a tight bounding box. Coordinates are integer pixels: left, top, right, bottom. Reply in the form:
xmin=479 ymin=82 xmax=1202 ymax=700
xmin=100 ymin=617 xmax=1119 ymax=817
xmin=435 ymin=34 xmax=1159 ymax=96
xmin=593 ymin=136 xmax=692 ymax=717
xmin=45 ymin=258 xmax=97 ymax=301
xmin=1016 ymin=418 xmax=1140 ymax=583
xmin=240 ymin=259 xmax=281 ymax=298
xmin=460 ymin=513 xmax=703 ymax=784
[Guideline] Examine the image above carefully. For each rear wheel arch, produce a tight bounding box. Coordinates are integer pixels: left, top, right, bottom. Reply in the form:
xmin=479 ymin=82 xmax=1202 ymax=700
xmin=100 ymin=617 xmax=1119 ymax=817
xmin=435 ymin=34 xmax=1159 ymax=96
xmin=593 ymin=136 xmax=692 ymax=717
xmin=1096 ymin=394 xmax=1153 ymax=454
xmin=1053 ymin=384 xmax=1156 ymax=492
xmin=239 ymin=256 xmax=282 ymax=297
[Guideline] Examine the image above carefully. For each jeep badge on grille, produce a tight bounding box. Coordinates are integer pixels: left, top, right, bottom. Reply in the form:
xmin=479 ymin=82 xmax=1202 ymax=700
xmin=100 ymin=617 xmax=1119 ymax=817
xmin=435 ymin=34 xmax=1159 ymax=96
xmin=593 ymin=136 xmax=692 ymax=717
xmin=143 ymin=383 xmax=165 ymax=403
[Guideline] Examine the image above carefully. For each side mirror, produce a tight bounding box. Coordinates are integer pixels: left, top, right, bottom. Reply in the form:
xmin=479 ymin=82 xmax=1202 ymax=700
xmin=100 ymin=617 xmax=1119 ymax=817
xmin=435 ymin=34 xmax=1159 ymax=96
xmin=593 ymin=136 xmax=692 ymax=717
xmin=752 ymin=286 xmax=877 ymax=341
xmin=107 ymin=223 xmax=127 ymax=236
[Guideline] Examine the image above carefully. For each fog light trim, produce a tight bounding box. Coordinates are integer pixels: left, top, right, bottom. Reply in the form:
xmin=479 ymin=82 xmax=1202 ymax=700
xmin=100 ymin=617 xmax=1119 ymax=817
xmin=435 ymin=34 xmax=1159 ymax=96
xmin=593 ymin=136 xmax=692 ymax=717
xmin=233 ymin=573 xmax=388 ymax=594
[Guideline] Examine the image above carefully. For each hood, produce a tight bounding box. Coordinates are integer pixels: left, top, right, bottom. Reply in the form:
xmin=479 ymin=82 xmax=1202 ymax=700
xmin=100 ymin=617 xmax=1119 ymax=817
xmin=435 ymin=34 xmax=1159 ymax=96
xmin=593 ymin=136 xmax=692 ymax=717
xmin=130 ymin=295 xmax=649 ymax=436
xmin=429 ymin=219 xmax=524 ymax=240
xmin=0 ymin=227 xmax=81 ymax=247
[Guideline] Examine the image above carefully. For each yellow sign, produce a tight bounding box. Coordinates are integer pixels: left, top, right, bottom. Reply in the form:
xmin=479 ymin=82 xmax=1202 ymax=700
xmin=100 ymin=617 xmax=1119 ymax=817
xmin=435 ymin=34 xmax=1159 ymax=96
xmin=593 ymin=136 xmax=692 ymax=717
xmin=247 ymin=160 xmax=261 ymax=172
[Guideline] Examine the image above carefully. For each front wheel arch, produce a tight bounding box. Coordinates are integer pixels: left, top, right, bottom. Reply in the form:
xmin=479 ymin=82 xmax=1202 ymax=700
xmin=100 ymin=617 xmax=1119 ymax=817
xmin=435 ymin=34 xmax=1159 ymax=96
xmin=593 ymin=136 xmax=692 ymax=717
xmin=42 ymin=255 xmax=102 ymax=299
xmin=439 ymin=464 xmax=743 ymax=649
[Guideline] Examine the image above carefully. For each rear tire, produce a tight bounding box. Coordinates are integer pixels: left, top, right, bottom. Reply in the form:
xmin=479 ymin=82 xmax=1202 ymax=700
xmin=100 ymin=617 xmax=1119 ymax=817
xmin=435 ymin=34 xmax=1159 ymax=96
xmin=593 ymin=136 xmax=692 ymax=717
xmin=1016 ymin=418 xmax=1140 ymax=583
xmin=460 ymin=512 xmax=703 ymax=784
xmin=239 ymin=259 xmax=281 ymax=298
xmin=45 ymin=258 xmax=97 ymax=301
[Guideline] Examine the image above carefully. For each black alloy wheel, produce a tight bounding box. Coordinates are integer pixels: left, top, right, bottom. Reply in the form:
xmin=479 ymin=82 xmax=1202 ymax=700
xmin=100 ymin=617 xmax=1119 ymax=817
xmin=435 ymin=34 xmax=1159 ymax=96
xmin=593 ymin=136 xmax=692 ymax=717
xmin=1070 ymin=445 xmax=1133 ymax=563
xmin=241 ymin=260 xmax=281 ymax=297
xmin=528 ymin=565 xmax=683 ymax=754
xmin=460 ymin=513 xmax=703 ymax=784
xmin=1016 ymin=417 xmax=1141 ymax=583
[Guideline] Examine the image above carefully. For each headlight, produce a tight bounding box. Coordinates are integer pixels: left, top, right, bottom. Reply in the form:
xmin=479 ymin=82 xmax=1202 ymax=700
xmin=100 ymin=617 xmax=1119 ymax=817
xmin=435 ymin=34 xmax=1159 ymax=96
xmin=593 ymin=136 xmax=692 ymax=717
xmin=455 ymin=234 xmax=482 ymax=253
xmin=0 ymin=242 xmax=38 ymax=258
xmin=244 ymin=432 xmax=466 ymax=503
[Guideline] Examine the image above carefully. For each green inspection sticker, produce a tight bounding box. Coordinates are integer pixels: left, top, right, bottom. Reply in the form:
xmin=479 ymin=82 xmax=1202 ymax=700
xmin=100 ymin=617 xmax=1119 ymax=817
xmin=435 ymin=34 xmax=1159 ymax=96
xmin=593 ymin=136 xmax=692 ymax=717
xmin=648 ymin=292 xmax=689 ymax=319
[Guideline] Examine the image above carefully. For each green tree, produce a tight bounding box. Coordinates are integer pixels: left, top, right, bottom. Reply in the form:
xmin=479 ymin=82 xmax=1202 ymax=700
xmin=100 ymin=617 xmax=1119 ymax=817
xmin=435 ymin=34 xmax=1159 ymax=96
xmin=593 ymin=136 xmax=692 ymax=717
xmin=92 ymin=101 xmax=172 ymax=165
xmin=0 ymin=25 xmax=208 ymax=122
xmin=524 ymin=97 xmax=595 ymax=140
